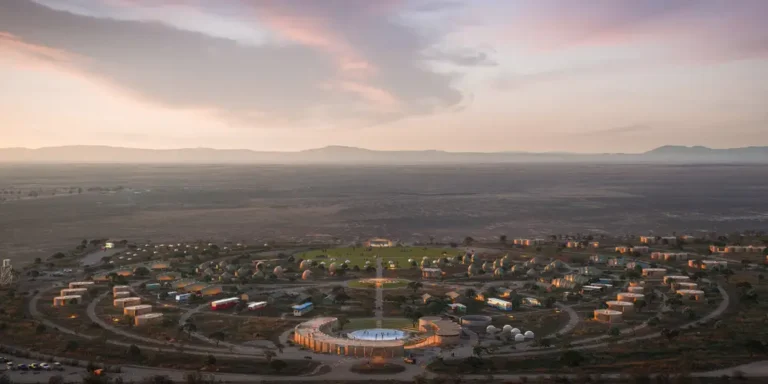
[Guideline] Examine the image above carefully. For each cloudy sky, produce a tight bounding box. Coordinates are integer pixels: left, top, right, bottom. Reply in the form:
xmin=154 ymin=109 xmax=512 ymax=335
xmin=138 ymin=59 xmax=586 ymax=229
xmin=2 ymin=0 xmax=767 ymax=153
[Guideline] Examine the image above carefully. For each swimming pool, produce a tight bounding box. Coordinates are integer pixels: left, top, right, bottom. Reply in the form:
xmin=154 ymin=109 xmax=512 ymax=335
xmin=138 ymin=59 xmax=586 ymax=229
xmin=347 ymin=328 xmax=408 ymax=341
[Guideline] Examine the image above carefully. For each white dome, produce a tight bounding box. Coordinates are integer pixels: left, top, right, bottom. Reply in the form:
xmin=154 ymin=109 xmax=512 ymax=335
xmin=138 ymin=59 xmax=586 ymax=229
xmin=486 ymin=325 xmax=497 ymax=333
xmin=408 ymin=259 xmax=414 ymax=263
xmin=330 ymin=258 xmax=336 ymax=261
xmin=514 ymin=334 xmax=525 ymax=342
xmin=511 ymin=328 xmax=521 ymax=335
xmin=524 ymin=331 xmax=535 ymax=339
xmin=345 ymin=260 xmax=351 ymax=264
xmin=502 ymin=325 xmax=513 ymax=333
xmin=365 ymin=261 xmax=371 ymax=265
xmin=320 ymin=262 xmax=326 ymax=266
xmin=423 ymin=256 xmax=429 ymax=260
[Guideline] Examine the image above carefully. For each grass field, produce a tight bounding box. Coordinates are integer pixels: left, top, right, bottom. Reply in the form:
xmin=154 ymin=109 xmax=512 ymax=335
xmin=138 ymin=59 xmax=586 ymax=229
xmin=298 ymin=246 xmax=463 ymax=268
xmin=347 ymin=279 xmax=410 ymax=289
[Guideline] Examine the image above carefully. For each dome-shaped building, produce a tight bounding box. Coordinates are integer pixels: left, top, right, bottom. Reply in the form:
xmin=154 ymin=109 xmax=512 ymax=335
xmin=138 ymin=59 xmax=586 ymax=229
xmin=494 ymin=268 xmax=505 ymax=278
xmin=468 ymin=263 xmax=481 ymax=277
xmin=526 ymin=268 xmax=538 ymax=277
xmin=502 ymin=325 xmax=513 ymax=333
xmin=299 ymin=260 xmax=311 ymax=271
xmin=254 ymin=262 xmax=265 ymax=271
xmin=501 ymin=255 xmax=513 ymax=268
xmin=301 ymin=270 xmax=312 ymax=280
xmin=236 ymin=266 xmax=251 ymax=277
xmin=524 ymin=331 xmax=535 ymax=339
xmin=482 ymin=261 xmax=493 ymax=272
xmin=420 ymin=259 xmax=431 ymax=268
xmin=328 ymin=263 xmax=338 ymax=275
xmin=511 ymin=328 xmax=521 ymax=335
xmin=273 ymin=266 xmax=284 ymax=277
xmin=226 ymin=264 xmax=238 ymax=272
xmin=514 ymin=334 xmax=525 ymax=342
xmin=486 ymin=325 xmax=497 ymax=333
xmin=202 ymin=268 xmax=214 ymax=276
xmin=252 ymin=270 xmax=265 ymax=280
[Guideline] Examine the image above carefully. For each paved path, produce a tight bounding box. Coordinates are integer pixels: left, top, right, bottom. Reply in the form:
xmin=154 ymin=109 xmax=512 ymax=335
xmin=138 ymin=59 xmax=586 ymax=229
xmin=374 ymin=256 xmax=384 ymax=328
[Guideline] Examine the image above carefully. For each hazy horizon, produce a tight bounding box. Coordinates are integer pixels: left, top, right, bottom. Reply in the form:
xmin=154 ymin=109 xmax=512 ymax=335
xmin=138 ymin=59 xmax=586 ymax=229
xmin=2 ymin=0 xmax=768 ymax=153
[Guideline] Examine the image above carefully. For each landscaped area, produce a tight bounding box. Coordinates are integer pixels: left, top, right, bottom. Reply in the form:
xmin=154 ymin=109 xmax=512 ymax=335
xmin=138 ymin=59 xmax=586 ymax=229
xmin=298 ymin=246 xmax=462 ymax=268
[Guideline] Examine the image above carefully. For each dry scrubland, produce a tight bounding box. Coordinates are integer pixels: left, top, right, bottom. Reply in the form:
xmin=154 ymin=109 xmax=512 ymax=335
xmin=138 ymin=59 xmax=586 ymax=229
xmin=2 ymin=163 xmax=768 ymax=263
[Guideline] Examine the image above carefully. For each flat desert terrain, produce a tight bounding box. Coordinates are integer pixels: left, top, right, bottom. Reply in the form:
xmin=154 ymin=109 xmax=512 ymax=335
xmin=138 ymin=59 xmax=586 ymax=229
xmin=1 ymin=163 xmax=766 ymax=263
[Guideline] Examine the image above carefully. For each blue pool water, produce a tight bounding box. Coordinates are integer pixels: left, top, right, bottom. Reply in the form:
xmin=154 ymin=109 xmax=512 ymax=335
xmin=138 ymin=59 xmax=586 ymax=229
xmin=347 ymin=328 xmax=407 ymax=341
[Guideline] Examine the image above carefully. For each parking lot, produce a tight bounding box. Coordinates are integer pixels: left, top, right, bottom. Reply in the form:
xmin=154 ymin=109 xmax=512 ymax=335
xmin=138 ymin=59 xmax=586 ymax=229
xmin=0 ymin=354 xmax=87 ymax=383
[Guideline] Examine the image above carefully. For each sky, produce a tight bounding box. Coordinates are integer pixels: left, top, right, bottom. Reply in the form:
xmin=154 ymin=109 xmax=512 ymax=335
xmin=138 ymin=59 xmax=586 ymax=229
xmin=1 ymin=0 xmax=767 ymax=153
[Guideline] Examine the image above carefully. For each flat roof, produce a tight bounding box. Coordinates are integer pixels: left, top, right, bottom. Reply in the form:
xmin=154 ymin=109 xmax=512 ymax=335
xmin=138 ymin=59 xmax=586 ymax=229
xmin=292 ymin=302 xmax=313 ymax=310
xmin=125 ymin=304 xmax=152 ymax=310
xmin=594 ymin=309 xmax=622 ymax=315
xmin=606 ymin=300 xmax=633 ymax=306
xmin=618 ymin=292 xmax=645 ymax=297
xmin=54 ymin=295 xmax=82 ymax=300
xmin=677 ymin=289 xmax=705 ymax=294
xmin=136 ymin=313 xmax=163 ymax=319
xmin=114 ymin=297 xmax=141 ymax=302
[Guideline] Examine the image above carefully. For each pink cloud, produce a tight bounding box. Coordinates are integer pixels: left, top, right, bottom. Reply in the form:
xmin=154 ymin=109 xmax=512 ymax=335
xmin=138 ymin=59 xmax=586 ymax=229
xmin=0 ymin=31 xmax=80 ymax=65
xmin=504 ymin=0 xmax=768 ymax=62
xmin=339 ymin=81 xmax=399 ymax=108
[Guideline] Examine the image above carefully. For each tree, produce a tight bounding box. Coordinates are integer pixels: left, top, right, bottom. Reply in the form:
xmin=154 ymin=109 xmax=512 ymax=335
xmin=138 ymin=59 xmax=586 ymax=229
xmin=464 ymin=237 xmax=475 ymax=246
xmin=745 ymin=339 xmax=766 ymax=357
xmin=65 ymin=340 xmax=79 ymax=351
xmin=209 ymin=331 xmax=226 ymax=347
xmin=128 ymin=344 xmax=141 ymax=358
xmin=34 ymin=257 xmax=42 ymax=264
xmin=51 ymin=252 xmax=66 ymax=259
xmin=427 ymin=299 xmax=450 ymax=315
xmin=206 ymin=354 xmax=217 ymax=366
xmin=635 ymin=299 xmax=647 ymax=313
xmin=36 ymin=323 xmax=47 ymax=334
xmin=661 ymin=328 xmax=680 ymax=342
xmin=499 ymin=235 xmax=507 ymax=244
xmin=759 ymin=274 xmax=765 ymax=284
xmin=264 ymin=350 xmax=276 ymax=363
xmin=133 ymin=267 xmax=150 ymax=277
xmin=472 ymin=345 xmax=488 ymax=357
xmin=270 ymin=359 xmax=287 ymax=373
xmin=560 ymin=350 xmax=585 ymax=367
xmin=544 ymin=297 xmax=557 ymax=308
xmin=335 ymin=292 xmax=351 ymax=305
xmin=337 ymin=316 xmax=350 ymax=330
xmin=407 ymin=281 xmax=423 ymax=293
xmin=464 ymin=288 xmax=477 ymax=300
xmin=407 ymin=310 xmax=424 ymax=327
xmin=608 ymin=327 xmax=620 ymax=337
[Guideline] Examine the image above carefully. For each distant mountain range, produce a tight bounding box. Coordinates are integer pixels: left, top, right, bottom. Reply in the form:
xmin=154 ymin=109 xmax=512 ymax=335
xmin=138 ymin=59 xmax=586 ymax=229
xmin=1 ymin=145 xmax=767 ymax=164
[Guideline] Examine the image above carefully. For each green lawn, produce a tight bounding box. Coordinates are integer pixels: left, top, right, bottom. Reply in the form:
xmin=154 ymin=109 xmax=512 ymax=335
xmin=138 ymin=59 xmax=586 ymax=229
xmin=299 ymin=246 xmax=462 ymax=268
xmin=347 ymin=279 xmax=410 ymax=289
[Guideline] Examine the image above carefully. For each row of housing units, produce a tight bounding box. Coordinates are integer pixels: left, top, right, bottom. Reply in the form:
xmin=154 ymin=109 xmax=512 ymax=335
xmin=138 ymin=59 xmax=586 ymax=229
xmin=595 ymin=255 xmax=728 ymax=270
xmin=595 ymin=274 xmax=707 ymax=324
xmin=709 ymin=245 xmax=767 ymax=254
xmin=512 ymin=238 xmax=600 ymax=249
xmin=51 ymin=282 xmax=163 ymax=327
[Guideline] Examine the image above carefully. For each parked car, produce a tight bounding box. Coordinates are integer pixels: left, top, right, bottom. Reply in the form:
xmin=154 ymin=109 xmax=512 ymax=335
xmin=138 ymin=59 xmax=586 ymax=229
xmin=40 ymin=363 xmax=51 ymax=370
xmin=403 ymin=357 xmax=416 ymax=364
xmin=29 ymin=363 xmax=39 ymax=370
xmin=53 ymin=362 xmax=64 ymax=371
xmin=17 ymin=364 xmax=28 ymax=371
xmin=5 ymin=362 xmax=14 ymax=370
